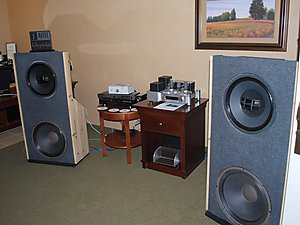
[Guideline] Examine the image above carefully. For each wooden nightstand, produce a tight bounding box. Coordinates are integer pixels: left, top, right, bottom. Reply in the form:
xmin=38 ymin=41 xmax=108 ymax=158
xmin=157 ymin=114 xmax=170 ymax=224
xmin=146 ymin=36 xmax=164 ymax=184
xmin=134 ymin=98 xmax=208 ymax=179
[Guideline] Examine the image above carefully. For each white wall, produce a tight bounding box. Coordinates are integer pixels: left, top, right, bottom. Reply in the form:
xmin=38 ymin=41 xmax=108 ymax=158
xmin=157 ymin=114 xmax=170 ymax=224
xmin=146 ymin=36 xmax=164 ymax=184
xmin=4 ymin=0 xmax=300 ymax=126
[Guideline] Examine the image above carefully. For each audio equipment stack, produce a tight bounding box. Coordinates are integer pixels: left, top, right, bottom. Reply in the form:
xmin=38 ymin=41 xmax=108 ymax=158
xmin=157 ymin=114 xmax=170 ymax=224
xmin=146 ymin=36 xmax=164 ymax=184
xmin=14 ymin=51 xmax=89 ymax=165
xmin=147 ymin=75 xmax=196 ymax=105
xmin=97 ymin=91 xmax=146 ymax=108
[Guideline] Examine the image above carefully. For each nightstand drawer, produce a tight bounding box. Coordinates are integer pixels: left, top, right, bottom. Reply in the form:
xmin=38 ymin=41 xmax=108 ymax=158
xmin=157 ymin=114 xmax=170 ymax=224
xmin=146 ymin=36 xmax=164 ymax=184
xmin=141 ymin=112 xmax=182 ymax=136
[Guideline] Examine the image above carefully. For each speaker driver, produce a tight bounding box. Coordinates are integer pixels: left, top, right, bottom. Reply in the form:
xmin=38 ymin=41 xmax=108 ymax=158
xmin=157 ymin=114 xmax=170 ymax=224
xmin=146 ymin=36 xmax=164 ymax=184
xmin=225 ymin=76 xmax=273 ymax=132
xmin=217 ymin=167 xmax=271 ymax=225
xmin=27 ymin=63 xmax=56 ymax=96
xmin=32 ymin=122 xmax=66 ymax=158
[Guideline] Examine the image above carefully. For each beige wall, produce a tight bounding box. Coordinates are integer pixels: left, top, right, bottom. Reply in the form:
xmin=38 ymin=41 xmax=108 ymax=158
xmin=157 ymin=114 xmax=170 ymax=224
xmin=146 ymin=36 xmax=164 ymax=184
xmin=0 ymin=0 xmax=11 ymax=53
xmin=5 ymin=0 xmax=300 ymax=125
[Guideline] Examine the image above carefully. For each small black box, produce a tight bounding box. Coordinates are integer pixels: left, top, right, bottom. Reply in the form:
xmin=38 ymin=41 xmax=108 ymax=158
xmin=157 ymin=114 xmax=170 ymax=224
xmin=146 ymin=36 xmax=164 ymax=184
xmin=158 ymin=75 xmax=172 ymax=89
xmin=174 ymin=80 xmax=195 ymax=92
xmin=150 ymin=81 xmax=165 ymax=92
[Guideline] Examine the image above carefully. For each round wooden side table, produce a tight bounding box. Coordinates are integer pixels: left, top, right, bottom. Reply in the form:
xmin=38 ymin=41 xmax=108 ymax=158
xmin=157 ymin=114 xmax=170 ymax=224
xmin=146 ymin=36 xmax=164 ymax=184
xmin=98 ymin=108 xmax=141 ymax=164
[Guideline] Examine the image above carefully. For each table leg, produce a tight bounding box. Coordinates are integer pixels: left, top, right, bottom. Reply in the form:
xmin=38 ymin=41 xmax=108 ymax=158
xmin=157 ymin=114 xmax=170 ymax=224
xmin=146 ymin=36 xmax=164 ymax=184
xmin=99 ymin=114 xmax=107 ymax=157
xmin=124 ymin=119 xmax=131 ymax=164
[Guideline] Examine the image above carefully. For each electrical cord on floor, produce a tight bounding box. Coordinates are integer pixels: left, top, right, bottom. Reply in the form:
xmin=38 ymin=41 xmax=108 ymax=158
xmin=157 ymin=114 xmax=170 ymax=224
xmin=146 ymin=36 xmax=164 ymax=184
xmin=0 ymin=93 xmax=18 ymax=97
xmin=87 ymin=120 xmax=125 ymax=153
xmin=88 ymin=138 xmax=116 ymax=153
xmin=133 ymin=119 xmax=141 ymax=131
xmin=89 ymin=146 xmax=115 ymax=153
xmin=87 ymin=120 xmax=102 ymax=153
xmin=87 ymin=119 xmax=101 ymax=134
xmin=89 ymin=146 xmax=102 ymax=152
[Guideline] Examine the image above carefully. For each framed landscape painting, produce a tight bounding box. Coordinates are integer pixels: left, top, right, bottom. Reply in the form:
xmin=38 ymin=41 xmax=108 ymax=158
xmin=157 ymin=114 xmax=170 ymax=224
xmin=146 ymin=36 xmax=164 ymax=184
xmin=195 ymin=0 xmax=289 ymax=51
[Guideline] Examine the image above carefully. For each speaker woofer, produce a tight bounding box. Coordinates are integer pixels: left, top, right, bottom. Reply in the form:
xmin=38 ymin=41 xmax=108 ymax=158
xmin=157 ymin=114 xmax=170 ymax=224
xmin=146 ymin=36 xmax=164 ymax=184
xmin=217 ymin=167 xmax=271 ymax=225
xmin=32 ymin=122 xmax=66 ymax=158
xmin=225 ymin=76 xmax=273 ymax=132
xmin=27 ymin=63 xmax=56 ymax=96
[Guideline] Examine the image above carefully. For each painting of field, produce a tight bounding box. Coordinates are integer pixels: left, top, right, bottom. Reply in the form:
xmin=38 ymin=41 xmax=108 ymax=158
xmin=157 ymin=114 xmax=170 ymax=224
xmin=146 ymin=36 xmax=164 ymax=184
xmin=206 ymin=19 xmax=274 ymax=38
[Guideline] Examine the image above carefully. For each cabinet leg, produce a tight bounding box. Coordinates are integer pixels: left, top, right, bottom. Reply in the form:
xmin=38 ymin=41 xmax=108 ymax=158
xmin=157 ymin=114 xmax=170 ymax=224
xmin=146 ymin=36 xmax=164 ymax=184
xmin=99 ymin=115 xmax=107 ymax=157
xmin=124 ymin=119 xmax=131 ymax=164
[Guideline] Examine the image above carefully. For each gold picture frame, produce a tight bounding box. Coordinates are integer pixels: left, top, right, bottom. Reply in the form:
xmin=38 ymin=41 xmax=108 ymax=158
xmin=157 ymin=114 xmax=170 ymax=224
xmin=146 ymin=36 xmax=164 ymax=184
xmin=195 ymin=0 xmax=289 ymax=51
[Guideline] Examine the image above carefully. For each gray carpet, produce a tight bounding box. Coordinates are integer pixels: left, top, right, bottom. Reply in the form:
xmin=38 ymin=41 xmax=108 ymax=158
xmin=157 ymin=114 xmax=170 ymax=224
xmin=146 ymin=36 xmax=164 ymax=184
xmin=0 ymin=128 xmax=217 ymax=225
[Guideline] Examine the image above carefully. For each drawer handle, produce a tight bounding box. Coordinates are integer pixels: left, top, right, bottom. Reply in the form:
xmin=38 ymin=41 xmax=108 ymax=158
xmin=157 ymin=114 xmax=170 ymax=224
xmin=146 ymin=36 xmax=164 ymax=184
xmin=159 ymin=122 xmax=163 ymax=126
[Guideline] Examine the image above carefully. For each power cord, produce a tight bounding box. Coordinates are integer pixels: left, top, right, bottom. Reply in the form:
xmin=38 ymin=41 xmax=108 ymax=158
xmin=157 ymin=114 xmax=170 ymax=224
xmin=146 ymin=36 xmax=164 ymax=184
xmin=133 ymin=119 xmax=141 ymax=131
xmin=89 ymin=145 xmax=115 ymax=153
xmin=89 ymin=146 xmax=102 ymax=153
xmin=87 ymin=120 xmax=115 ymax=152
xmin=87 ymin=119 xmax=101 ymax=134
xmin=0 ymin=93 xmax=18 ymax=97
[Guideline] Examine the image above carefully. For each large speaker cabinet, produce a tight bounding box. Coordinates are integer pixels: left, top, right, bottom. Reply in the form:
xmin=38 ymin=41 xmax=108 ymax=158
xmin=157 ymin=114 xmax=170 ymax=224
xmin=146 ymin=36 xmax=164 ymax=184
xmin=206 ymin=55 xmax=298 ymax=225
xmin=14 ymin=51 xmax=89 ymax=165
xmin=281 ymin=56 xmax=300 ymax=224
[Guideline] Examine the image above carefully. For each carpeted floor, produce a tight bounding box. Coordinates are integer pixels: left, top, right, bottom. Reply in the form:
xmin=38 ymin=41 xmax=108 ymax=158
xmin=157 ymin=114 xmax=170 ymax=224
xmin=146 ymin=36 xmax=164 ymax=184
xmin=0 ymin=127 xmax=217 ymax=225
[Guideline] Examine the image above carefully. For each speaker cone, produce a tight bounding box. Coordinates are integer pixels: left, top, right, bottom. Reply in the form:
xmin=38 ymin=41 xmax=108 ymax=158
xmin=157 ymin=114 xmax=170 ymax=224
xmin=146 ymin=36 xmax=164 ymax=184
xmin=27 ymin=63 xmax=56 ymax=96
xmin=225 ymin=76 xmax=273 ymax=132
xmin=217 ymin=167 xmax=271 ymax=225
xmin=32 ymin=122 xmax=66 ymax=158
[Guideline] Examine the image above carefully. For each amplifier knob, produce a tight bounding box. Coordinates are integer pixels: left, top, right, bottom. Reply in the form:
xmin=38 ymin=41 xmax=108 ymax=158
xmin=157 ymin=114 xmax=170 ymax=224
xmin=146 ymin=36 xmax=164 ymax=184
xmin=159 ymin=122 xmax=163 ymax=126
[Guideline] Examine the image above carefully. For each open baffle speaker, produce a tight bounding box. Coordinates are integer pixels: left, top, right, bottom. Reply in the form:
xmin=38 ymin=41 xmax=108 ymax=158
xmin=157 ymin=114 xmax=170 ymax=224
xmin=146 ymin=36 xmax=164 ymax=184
xmin=206 ymin=55 xmax=298 ymax=225
xmin=14 ymin=51 xmax=89 ymax=165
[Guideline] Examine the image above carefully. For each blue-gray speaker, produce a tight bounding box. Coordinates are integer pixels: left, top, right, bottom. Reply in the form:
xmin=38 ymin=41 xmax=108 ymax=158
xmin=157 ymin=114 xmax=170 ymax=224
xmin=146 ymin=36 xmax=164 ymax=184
xmin=206 ymin=55 xmax=298 ymax=225
xmin=14 ymin=51 xmax=89 ymax=165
